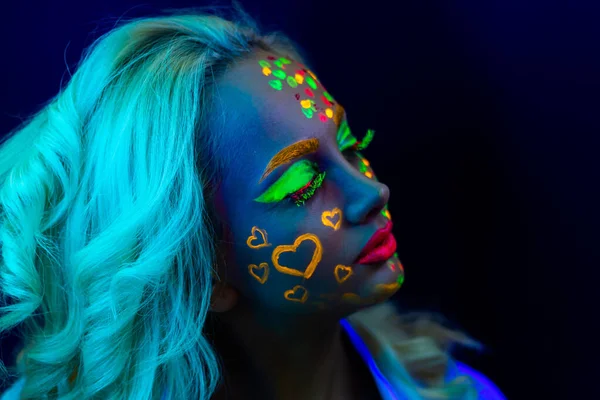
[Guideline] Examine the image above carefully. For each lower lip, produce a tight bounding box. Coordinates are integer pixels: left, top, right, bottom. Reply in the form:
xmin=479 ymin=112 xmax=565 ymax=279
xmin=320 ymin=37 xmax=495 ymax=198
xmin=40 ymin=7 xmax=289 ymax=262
xmin=356 ymin=233 xmax=397 ymax=265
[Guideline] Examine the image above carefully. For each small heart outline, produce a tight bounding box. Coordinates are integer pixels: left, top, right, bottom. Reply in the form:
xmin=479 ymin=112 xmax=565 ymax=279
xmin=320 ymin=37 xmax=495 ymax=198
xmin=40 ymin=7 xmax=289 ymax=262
xmin=321 ymin=208 xmax=342 ymax=231
xmin=246 ymin=226 xmax=271 ymax=249
xmin=334 ymin=264 xmax=353 ymax=284
xmin=284 ymin=285 xmax=309 ymax=303
xmin=248 ymin=262 xmax=269 ymax=284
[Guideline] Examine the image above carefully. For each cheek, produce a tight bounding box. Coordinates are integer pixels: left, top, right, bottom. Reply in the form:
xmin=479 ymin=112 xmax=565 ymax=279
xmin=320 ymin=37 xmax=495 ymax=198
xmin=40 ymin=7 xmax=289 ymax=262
xmin=226 ymin=207 xmax=355 ymax=306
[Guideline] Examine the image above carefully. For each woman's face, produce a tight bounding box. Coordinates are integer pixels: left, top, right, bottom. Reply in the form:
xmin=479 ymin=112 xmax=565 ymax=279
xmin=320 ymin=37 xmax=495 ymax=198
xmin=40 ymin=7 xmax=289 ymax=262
xmin=209 ymin=50 xmax=404 ymax=315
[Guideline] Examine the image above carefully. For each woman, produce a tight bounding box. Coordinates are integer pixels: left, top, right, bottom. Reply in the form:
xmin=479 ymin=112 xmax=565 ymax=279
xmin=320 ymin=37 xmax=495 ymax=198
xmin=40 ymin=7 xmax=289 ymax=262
xmin=0 ymin=9 xmax=506 ymax=400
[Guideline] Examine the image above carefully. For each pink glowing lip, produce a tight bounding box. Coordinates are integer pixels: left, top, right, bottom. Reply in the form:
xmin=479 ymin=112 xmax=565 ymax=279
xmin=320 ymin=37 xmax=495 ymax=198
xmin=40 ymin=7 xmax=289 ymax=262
xmin=356 ymin=221 xmax=397 ymax=265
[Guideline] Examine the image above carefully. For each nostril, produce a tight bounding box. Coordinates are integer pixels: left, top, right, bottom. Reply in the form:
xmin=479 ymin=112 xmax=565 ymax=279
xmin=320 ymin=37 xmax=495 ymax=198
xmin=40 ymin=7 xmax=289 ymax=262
xmin=363 ymin=207 xmax=383 ymax=224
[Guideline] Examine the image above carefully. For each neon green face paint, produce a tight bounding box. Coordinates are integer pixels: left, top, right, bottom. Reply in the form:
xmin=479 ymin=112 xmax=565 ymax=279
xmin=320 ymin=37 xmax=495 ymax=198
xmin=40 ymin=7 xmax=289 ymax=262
xmin=259 ymin=60 xmax=271 ymax=68
xmin=254 ymin=159 xmax=318 ymax=203
xmin=269 ymin=80 xmax=283 ymax=90
xmin=355 ymin=129 xmax=374 ymax=151
xmin=273 ymin=70 xmax=286 ymax=79
xmin=337 ymin=120 xmax=358 ymax=152
xmin=280 ymin=57 xmax=291 ymax=64
xmin=305 ymin=76 xmax=317 ymax=90
xmin=323 ymin=91 xmax=334 ymax=101
xmin=287 ymin=76 xmax=298 ymax=88
xmin=337 ymin=121 xmax=376 ymax=153
xmin=302 ymin=108 xmax=314 ymax=119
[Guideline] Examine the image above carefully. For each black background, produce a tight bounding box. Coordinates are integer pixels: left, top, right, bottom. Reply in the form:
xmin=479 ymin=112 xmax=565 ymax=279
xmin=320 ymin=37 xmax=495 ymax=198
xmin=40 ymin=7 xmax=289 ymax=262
xmin=1 ymin=1 xmax=598 ymax=399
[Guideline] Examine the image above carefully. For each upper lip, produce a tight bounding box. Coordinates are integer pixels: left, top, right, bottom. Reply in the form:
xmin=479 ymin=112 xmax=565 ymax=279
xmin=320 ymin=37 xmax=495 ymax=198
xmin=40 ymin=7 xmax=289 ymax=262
xmin=355 ymin=220 xmax=393 ymax=262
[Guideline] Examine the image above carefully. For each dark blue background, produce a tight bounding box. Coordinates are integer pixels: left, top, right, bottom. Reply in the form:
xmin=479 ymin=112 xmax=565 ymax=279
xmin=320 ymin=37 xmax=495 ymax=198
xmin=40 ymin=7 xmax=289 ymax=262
xmin=2 ymin=1 xmax=598 ymax=398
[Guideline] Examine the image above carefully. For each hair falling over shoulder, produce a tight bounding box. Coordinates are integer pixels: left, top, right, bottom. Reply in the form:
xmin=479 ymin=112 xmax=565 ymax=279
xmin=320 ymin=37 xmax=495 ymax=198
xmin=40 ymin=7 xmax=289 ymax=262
xmin=0 ymin=7 xmax=301 ymax=399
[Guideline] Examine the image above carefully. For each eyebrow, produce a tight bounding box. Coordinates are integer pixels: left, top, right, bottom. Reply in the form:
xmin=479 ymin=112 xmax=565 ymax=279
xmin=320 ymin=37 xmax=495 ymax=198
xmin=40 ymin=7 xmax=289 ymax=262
xmin=333 ymin=103 xmax=345 ymax=127
xmin=258 ymin=138 xmax=320 ymax=183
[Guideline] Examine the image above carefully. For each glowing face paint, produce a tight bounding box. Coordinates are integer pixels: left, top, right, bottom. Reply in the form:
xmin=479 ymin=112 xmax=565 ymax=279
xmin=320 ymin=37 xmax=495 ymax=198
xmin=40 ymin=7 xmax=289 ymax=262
xmin=382 ymin=209 xmax=392 ymax=220
xmin=365 ymin=171 xmax=374 ymax=179
xmin=307 ymin=69 xmax=318 ymax=81
xmin=255 ymin=159 xmax=319 ymax=203
xmin=334 ymin=264 xmax=353 ymax=284
xmin=259 ymin=138 xmax=319 ymax=183
xmin=337 ymin=120 xmax=358 ymax=152
xmin=321 ymin=207 xmax=342 ymax=230
xmin=286 ymin=76 xmax=298 ymax=88
xmin=269 ymin=80 xmax=283 ymax=90
xmin=333 ymin=104 xmax=344 ymax=127
xmin=337 ymin=121 xmax=376 ymax=153
xmin=397 ymin=273 xmax=405 ymax=287
xmin=305 ymin=76 xmax=318 ymax=90
xmin=386 ymin=259 xmax=396 ymax=272
xmin=271 ymin=233 xmax=323 ymax=279
xmin=246 ymin=226 xmax=272 ymax=249
xmin=290 ymin=170 xmax=325 ymax=206
xmin=258 ymin=55 xmax=336 ymax=121
xmin=354 ymin=129 xmax=375 ymax=151
xmin=248 ymin=262 xmax=270 ymax=284
xmin=374 ymin=282 xmax=401 ymax=295
xmin=284 ymin=285 xmax=309 ymax=303
xmin=273 ymin=69 xmax=286 ymax=79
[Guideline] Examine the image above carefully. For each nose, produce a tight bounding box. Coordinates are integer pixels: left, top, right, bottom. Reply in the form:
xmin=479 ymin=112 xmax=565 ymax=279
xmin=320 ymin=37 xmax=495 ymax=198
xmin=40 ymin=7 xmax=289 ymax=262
xmin=344 ymin=175 xmax=390 ymax=225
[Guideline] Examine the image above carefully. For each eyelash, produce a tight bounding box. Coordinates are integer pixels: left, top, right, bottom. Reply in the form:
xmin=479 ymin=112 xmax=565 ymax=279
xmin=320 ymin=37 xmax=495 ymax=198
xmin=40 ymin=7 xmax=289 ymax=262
xmin=289 ymin=170 xmax=326 ymax=207
xmin=287 ymin=148 xmax=364 ymax=207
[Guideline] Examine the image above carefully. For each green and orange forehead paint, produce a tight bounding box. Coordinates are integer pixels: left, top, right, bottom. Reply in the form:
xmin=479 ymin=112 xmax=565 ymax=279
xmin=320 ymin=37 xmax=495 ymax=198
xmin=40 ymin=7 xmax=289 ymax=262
xmin=254 ymin=54 xmax=389 ymax=209
xmin=258 ymin=55 xmax=338 ymax=123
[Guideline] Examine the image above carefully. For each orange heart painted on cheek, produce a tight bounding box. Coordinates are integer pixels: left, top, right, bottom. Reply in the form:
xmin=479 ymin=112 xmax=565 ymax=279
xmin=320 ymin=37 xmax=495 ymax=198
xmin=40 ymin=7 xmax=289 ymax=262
xmin=284 ymin=285 xmax=309 ymax=303
xmin=271 ymin=233 xmax=323 ymax=279
xmin=321 ymin=208 xmax=342 ymax=231
xmin=334 ymin=264 xmax=353 ymax=284
xmin=248 ymin=262 xmax=269 ymax=284
xmin=246 ymin=226 xmax=271 ymax=249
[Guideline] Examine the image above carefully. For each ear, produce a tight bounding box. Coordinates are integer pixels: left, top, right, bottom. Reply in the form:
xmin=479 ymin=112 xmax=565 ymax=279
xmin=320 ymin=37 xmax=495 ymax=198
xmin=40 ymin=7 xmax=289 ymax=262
xmin=210 ymin=282 xmax=238 ymax=313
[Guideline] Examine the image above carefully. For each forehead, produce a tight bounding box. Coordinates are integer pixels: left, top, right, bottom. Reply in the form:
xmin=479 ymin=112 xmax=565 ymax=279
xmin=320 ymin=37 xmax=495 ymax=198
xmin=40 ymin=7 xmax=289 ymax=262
xmin=210 ymin=50 xmax=343 ymax=162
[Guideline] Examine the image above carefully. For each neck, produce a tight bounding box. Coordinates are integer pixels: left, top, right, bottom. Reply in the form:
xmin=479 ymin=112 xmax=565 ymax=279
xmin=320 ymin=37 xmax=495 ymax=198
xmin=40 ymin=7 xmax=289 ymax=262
xmin=209 ymin=302 xmax=355 ymax=400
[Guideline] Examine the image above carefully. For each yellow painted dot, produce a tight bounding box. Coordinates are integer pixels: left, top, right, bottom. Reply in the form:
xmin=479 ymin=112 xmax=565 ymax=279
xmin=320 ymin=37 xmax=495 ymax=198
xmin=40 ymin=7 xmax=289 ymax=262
xmin=262 ymin=67 xmax=272 ymax=76
xmin=384 ymin=209 xmax=391 ymax=219
xmin=362 ymin=158 xmax=370 ymax=167
xmin=295 ymin=73 xmax=304 ymax=84
xmin=307 ymin=69 xmax=318 ymax=81
xmin=325 ymin=108 xmax=333 ymax=118
xmin=365 ymin=171 xmax=373 ymax=179
xmin=300 ymin=99 xmax=312 ymax=109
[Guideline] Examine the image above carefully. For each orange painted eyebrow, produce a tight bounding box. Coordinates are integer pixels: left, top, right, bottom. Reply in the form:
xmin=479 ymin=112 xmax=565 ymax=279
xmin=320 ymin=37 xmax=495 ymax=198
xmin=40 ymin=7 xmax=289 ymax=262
xmin=333 ymin=103 xmax=345 ymax=127
xmin=258 ymin=138 xmax=320 ymax=184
